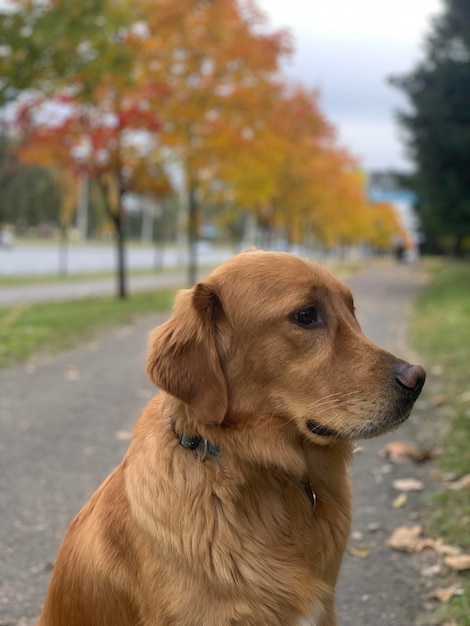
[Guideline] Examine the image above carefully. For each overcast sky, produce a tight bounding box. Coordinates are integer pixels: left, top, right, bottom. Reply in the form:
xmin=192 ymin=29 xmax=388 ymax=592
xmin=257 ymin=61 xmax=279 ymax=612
xmin=257 ymin=0 xmax=443 ymax=172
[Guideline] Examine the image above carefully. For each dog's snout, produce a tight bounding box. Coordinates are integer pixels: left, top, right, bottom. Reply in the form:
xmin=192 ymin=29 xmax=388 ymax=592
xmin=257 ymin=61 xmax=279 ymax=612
xmin=394 ymin=363 xmax=426 ymax=392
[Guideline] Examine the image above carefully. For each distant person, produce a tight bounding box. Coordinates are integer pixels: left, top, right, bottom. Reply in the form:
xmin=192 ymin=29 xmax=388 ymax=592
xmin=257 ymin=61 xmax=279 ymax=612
xmin=392 ymin=234 xmax=405 ymax=262
xmin=0 ymin=228 xmax=15 ymax=249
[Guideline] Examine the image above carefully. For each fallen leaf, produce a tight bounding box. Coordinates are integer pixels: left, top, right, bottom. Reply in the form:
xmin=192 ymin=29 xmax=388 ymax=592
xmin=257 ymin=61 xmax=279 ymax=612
xmin=459 ymin=390 xmax=470 ymax=403
xmin=430 ymin=583 xmax=464 ymax=603
xmin=444 ymin=474 xmax=470 ymax=490
xmin=392 ymin=478 xmax=425 ymax=492
xmin=386 ymin=525 xmax=433 ymax=552
xmin=115 ymin=430 xmax=133 ymax=441
xmin=432 ymin=540 xmax=461 ymax=556
xmin=444 ymin=554 xmax=470 ymax=571
xmin=380 ymin=440 xmax=420 ymax=460
xmin=348 ymin=545 xmax=371 ymax=558
xmin=392 ymin=492 xmax=408 ymax=508
xmin=64 ymin=365 xmax=80 ymax=381
xmin=421 ymin=563 xmax=442 ymax=577
xmin=415 ymin=448 xmax=439 ymax=462
xmin=432 ymin=394 xmax=448 ymax=407
xmin=350 ymin=530 xmax=364 ymax=541
xmin=380 ymin=440 xmax=437 ymax=463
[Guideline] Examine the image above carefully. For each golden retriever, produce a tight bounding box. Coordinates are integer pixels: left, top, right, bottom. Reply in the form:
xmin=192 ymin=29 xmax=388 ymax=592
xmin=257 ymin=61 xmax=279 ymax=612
xmin=37 ymin=250 xmax=425 ymax=626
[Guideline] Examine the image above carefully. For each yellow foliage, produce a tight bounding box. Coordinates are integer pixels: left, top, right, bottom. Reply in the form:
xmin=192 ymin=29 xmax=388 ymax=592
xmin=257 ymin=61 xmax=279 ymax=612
xmin=8 ymin=0 xmax=409 ymax=249
xmin=368 ymin=202 xmax=407 ymax=249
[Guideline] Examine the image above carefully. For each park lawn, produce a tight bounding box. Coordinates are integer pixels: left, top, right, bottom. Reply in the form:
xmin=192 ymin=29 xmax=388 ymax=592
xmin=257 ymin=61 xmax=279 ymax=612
xmin=0 ymin=288 xmax=176 ymax=368
xmin=0 ymin=258 xmax=361 ymax=370
xmin=0 ymin=265 xmax=199 ymax=287
xmin=412 ymin=258 xmax=470 ymax=625
xmin=0 ymin=268 xmax=157 ymax=286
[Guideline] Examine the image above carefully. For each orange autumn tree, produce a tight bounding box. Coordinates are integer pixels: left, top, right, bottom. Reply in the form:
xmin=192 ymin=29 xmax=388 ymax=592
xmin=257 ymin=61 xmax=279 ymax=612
xmin=368 ymin=201 xmax=407 ymax=251
xmin=3 ymin=0 xmax=292 ymax=285
xmin=266 ymin=85 xmax=338 ymax=246
xmin=212 ymin=84 xmax=330 ymax=246
xmin=205 ymin=84 xmax=338 ymax=248
xmin=249 ymin=85 xmax=401 ymax=254
xmin=220 ymin=83 xmax=372 ymax=251
xmin=313 ymin=160 xmax=369 ymax=248
xmin=200 ymin=81 xmax=288 ymax=247
xmin=213 ymin=82 xmax=385 ymax=254
xmin=12 ymin=89 xmax=169 ymax=294
xmin=138 ymin=0 xmax=292 ymax=282
xmin=1 ymin=0 xmax=176 ymax=297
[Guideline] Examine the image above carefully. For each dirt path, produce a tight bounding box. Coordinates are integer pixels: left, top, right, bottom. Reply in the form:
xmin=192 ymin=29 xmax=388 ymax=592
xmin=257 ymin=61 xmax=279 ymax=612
xmin=0 ymin=260 xmax=433 ymax=625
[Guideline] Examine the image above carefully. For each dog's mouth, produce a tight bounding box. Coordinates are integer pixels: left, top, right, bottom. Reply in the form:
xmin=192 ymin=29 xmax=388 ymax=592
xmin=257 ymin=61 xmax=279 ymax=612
xmin=306 ymin=396 xmax=420 ymax=441
xmin=306 ymin=420 xmax=338 ymax=438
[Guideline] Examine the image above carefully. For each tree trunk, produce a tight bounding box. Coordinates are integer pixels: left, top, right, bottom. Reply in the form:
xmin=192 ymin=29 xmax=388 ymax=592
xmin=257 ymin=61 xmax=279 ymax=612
xmin=453 ymin=233 xmax=465 ymax=257
xmin=76 ymin=170 xmax=89 ymax=241
xmin=98 ymin=174 xmax=128 ymax=300
xmin=115 ymin=208 xmax=127 ymax=299
xmin=187 ymin=184 xmax=198 ymax=286
xmin=58 ymin=225 xmax=69 ymax=276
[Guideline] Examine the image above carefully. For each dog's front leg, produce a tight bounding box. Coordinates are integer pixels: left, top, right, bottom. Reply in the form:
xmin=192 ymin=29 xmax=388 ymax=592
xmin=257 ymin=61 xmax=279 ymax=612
xmin=317 ymin=603 xmax=337 ymax=626
xmin=300 ymin=602 xmax=337 ymax=626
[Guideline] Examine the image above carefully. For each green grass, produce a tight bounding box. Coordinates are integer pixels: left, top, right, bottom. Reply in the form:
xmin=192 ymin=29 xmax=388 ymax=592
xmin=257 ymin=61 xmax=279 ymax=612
xmin=0 ymin=268 xmax=152 ymax=286
xmin=0 ymin=265 xmax=197 ymax=287
xmin=0 ymin=257 xmax=360 ymax=369
xmin=0 ymin=289 xmax=176 ymax=368
xmin=412 ymin=258 xmax=470 ymax=625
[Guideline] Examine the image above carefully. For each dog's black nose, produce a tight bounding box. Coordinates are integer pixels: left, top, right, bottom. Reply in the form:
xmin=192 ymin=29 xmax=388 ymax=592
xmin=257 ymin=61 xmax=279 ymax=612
xmin=395 ymin=363 xmax=426 ymax=391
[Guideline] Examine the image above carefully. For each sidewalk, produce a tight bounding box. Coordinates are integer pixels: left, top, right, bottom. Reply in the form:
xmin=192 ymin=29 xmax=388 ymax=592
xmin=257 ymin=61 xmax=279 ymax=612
xmin=0 ymin=260 xmax=434 ymax=625
xmin=0 ymin=272 xmax=189 ymax=306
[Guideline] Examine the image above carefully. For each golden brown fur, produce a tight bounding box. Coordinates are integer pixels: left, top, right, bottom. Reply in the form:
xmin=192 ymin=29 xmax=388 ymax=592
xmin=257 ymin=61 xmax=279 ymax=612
xmin=37 ymin=250 xmax=425 ymax=625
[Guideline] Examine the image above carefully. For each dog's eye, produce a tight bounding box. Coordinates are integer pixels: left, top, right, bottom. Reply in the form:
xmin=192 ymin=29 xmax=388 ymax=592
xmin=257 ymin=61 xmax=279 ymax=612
xmin=291 ymin=306 xmax=321 ymax=328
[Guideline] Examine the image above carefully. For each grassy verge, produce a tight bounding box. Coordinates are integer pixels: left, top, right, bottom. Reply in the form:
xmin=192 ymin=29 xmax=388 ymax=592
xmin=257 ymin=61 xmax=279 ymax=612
xmin=0 ymin=260 xmax=355 ymax=288
xmin=412 ymin=258 xmax=470 ymax=624
xmin=0 ymin=257 xmax=362 ymax=370
xmin=0 ymin=288 xmax=176 ymax=368
xmin=0 ymin=265 xmax=212 ymax=287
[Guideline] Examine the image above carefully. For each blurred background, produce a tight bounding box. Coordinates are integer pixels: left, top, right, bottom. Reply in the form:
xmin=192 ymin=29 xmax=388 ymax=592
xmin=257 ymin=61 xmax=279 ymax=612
xmin=2 ymin=0 xmax=467 ymax=297
xmin=2 ymin=4 xmax=470 ymax=624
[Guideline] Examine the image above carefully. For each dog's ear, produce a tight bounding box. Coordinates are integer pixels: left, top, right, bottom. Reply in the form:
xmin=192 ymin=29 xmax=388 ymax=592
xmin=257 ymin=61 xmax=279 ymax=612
xmin=146 ymin=282 xmax=227 ymax=425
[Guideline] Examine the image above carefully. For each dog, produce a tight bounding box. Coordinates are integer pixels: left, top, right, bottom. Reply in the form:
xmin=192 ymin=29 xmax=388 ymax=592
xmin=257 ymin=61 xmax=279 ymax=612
xmin=37 ymin=250 xmax=425 ymax=625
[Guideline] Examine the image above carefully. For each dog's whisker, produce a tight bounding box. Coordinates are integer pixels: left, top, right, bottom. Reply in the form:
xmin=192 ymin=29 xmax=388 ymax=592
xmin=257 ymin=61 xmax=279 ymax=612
xmin=310 ymin=390 xmax=361 ymax=410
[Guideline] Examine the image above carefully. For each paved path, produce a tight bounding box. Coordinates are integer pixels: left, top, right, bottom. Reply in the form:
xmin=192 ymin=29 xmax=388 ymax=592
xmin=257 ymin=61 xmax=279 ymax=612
xmin=0 ymin=260 xmax=433 ymax=625
xmin=335 ymin=263 xmax=432 ymax=625
xmin=0 ymin=272 xmax=189 ymax=306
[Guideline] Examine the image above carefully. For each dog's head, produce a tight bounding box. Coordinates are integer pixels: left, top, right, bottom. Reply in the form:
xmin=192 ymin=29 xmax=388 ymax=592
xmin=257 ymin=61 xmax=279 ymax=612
xmin=147 ymin=250 xmax=425 ymax=445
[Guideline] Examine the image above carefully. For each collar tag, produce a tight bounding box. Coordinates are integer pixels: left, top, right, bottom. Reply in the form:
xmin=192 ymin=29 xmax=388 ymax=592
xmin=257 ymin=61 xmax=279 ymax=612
xmin=302 ymin=481 xmax=317 ymax=510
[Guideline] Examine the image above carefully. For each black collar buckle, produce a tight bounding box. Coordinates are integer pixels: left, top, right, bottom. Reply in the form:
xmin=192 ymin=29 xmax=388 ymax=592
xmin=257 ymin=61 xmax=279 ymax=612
xmin=171 ymin=421 xmax=221 ymax=461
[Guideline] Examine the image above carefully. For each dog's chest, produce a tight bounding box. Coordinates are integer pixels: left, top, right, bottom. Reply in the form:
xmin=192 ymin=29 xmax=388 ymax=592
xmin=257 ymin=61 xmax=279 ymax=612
xmin=189 ymin=478 xmax=346 ymax=622
xmin=130 ymin=453 xmax=350 ymax=625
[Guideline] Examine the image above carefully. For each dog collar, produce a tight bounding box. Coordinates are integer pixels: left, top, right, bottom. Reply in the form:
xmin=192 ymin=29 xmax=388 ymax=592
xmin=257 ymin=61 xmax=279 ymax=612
xmin=302 ymin=480 xmax=317 ymax=510
xmin=171 ymin=420 xmax=221 ymax=461
xmin=170 ymin=421 xmax=316 ymax=508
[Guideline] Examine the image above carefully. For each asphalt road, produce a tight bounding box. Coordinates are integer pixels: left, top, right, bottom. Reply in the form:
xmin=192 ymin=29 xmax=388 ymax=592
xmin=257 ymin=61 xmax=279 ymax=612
xmin=0 ymin=260 xmax=435 ymax=625
xmin=0 ymin=243 xmax=231 ymax=277
xmin=0 ymin=272 xmax=189 ymax=306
